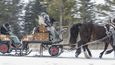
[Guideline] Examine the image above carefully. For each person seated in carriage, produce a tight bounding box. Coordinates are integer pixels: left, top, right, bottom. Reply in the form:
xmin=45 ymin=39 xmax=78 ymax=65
xmin=0 ymin=23 xmax=21 ymax=47
xmin=1 ymin=23 xmax=11 ymax=35
xmin=33 ymin=12 xmax=62 ymax=43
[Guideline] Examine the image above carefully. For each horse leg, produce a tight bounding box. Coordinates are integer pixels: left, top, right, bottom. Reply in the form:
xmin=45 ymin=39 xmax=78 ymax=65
xmin=105 ymin=42 xmax=113 ymax=54
xmin=105 ymin=36 xmax=114 ymax=54
xmin=107 ymin=45 xmax=115 ymax=57
xmin=106 ymin=45 xmax=115 ymax=58
xmin=99 ymin=42 xmax=109 ymax=58
xmin=75 ymin=40 xmax=82 ymax=58
xmin=85 ymin=45 xmax=92 ymax=57
xmin=82 ymin=45 xmax=91 ymax=58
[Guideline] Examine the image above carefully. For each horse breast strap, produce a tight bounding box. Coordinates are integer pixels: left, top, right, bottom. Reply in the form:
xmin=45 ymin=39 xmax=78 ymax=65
xmin=104 ymin=25 xmax=112 ymax=36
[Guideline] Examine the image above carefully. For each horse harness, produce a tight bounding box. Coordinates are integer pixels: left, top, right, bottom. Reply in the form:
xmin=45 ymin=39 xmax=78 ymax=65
xmin=104 ymin=25 xmax=111 ymax=36
xmin=104 ymin=23 xmax=115 ymax=45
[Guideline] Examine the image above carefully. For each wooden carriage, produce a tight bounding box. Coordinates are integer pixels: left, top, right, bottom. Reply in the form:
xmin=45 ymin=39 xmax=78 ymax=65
xmin=22 ymin=24 xmax=49 ymax=42
xmin=22 ymin=24 xmax=64 ymax=57
xmin=21 ymin=24 xmax=52 ymax=56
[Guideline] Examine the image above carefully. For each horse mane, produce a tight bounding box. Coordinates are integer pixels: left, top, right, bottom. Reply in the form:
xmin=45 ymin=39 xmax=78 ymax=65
xmin=69 ymin=21 xmax=93 ymax=48
xmin=69 ymin=23 xmax=82 ymax=46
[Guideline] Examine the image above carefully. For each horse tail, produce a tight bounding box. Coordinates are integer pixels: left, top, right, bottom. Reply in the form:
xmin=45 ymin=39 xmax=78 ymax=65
xmin=69 ymin=23 xmax=82 ymax=48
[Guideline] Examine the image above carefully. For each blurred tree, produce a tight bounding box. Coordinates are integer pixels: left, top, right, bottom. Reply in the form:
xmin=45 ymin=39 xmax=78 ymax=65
xmin=75 ymin=0 xmax=95 ymax=23
xmin=42 ymin=0 xmax=76 ymax=41
xmin=43 ymin=0 xmax=76 ymax=26
xmin=95 ymin=0 xmax=115 ymax=20
xmin=0 ymin=0 xmax=24 ymax=38
xmin=24 ymin=0 xmax=46 ymax=34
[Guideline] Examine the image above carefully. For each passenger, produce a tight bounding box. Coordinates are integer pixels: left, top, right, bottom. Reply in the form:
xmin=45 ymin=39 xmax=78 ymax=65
xmin=0 ymin=23 xmax=21 ymax=47
xmin=1 ymin=23 xmax=11 ymax=35
xmin=39 ymin=12 xmax=62 ymax=43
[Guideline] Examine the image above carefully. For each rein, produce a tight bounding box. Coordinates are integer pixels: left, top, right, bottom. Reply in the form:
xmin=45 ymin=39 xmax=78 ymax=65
xmin=75 ymin=33 xmax=112 ymax=49
xmin=62 ymin=33 xmax=112 ymax=50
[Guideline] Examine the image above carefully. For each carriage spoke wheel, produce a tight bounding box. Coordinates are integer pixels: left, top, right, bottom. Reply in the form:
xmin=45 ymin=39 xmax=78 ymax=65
xmin=0 ymin=43 xmax=9 ymax=54
xmin=49 ymin=45 xmax=59 ymax=56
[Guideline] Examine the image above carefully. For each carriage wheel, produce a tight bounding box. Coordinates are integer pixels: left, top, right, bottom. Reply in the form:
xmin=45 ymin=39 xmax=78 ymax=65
xmin=0 ymin=43 xmax=9 ymax=54
xmin=48 ymin=45 xmax=60 ymax=56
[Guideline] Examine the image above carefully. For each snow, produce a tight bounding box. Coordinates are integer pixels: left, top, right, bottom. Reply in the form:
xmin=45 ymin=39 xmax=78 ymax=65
xmin=0 ymin=50 xmax=115 ymax=65
xmin=94 ymin=0 xmax=105 ymax=4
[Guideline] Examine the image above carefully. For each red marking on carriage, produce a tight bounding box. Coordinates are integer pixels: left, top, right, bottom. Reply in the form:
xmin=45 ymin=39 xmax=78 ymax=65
xmin=0 ymin=44 xmax=8 ymax=53
xmin=50 ymin=47 xmax=59 ymax=55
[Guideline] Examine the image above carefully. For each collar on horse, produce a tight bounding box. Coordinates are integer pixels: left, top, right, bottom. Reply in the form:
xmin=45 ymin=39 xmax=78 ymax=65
xmin=104 ymin=22 xmax=115 ymax=37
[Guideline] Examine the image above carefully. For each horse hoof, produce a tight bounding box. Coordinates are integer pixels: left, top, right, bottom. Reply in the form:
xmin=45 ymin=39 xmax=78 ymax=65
xmin=90 ymin=55 xmax=92 ymax=58
xmin=75 ymin=55 xmax=78 ymax=58
xmin=75 ymin=53 xmax=79 ymax=58
xmin=99 ymin=55 xmax=102 ymax=59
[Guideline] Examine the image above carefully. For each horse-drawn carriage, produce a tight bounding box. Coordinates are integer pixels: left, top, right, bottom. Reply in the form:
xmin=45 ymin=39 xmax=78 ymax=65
xmin=2 ymin=12 xmax=114 ymax=58
xmin=22 ymin=24 xmax=63 ymax=56
xmin=0 ymin=20 xmax=115 ymax=58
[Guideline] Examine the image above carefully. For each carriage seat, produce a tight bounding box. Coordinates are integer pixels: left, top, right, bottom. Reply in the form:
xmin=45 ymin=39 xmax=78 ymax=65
xmin=33 ymin=24 xmax=49 ymax=41
xmin=22 ymin=24 xmax=49 ymax=42
xmin=39 ymin=24 xmax=48 ymax=33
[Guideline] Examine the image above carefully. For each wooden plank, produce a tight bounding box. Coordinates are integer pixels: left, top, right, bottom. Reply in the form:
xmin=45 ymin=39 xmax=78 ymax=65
xmin=39 ymin=24 xmax=47 ymax=33
xmin=33 ymin=33 xmax=49 ymax=41
xmin=0 ymin=35 xmax=10 ymax=41
xmin=22 ymin=32 xmax=49 ymax=42
xmin=52 ymin=44 xmax=76 ymax=46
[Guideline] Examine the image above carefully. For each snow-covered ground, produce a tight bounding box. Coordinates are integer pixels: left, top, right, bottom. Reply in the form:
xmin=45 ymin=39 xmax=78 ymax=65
xmin=0 ymin=50 xmax=115 ymax=65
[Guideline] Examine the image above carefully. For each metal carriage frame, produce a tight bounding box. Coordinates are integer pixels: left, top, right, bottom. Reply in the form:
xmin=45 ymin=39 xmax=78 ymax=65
xmin=0 ymin=34 xmax=31 ymax=56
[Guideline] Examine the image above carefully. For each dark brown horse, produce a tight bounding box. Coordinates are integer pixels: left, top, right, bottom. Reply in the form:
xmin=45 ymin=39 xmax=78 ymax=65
xmin=69 ymin=21 xmax=114 ymax=58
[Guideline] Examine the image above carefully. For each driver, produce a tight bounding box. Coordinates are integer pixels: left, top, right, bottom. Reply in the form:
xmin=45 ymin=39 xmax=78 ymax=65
xmin=39 ymin=12 xmax=62 ymax=43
